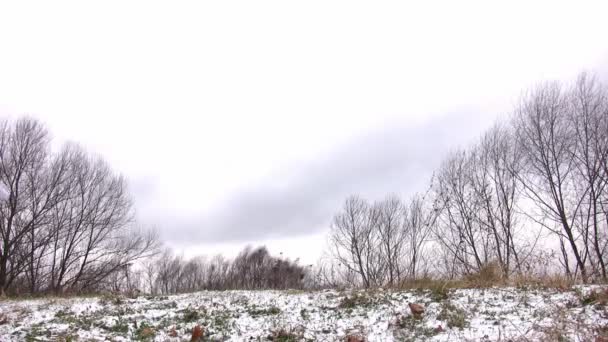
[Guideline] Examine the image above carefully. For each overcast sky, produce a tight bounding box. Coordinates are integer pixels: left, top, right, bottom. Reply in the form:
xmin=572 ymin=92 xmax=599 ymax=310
xmin=1 ymin=1 xmax=607 ymax=263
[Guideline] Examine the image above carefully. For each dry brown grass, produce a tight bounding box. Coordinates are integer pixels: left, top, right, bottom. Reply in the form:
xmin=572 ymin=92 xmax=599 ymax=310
xmin=464 ymin=262 xmax=503 ymax=285
xmin=397 ymin=265 xmax=576 ymax=292
xmin=511 ymin=273 xmax=574 ymax=291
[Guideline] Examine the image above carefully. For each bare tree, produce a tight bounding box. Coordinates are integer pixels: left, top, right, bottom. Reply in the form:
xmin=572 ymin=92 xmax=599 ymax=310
xmin=568 ymin=73 xmax=608 ymax=280
xmin=433 ymin=149 xmax=490 ymax=275
xmin=514 ymin=81 xmax=590 ymax=280
xmin=375 ymin=195 xmax=406 ymax=286
xmin=45 ymin=144 xmax=159 ymax=293
xmin=403 ymin=192 xmax=434 ymax=280
xmin=0 ymin=118 xmax=158 ymax=295
xmin=471 ymin=124 xmax=529 ymax=277
xmin=206 ymin=254 xmax=230 ymax=290
xmin=154 ymin=249 xmax=184 ymax=294
xmin=0 ymin=118 xmax=64 ymax=295
xmin=329 ymin=195 xmax=383 ymax=288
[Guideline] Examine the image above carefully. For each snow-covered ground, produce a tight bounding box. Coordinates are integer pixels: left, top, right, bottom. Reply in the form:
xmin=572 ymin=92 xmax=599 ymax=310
xmin=1 ymin=286 xmax=607 ymax=341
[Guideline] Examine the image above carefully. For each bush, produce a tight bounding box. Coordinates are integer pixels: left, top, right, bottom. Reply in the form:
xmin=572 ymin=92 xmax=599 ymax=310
xmin=339 ymin=293 xmax=373 ymax=309
xmin=99 ymin=293 xmax=124 ymax=306
xmin=247 ymin=306 xmax=281 ymax=317
xmin=179 ymin=308 xmax=201 ymax=323
xmin=270 ymin=328 xmax=302 ymax=342
xmin=133 ymin=321 xmax=155 ymax=341
xmin=437 ymin=302 xmax=469 ymax=329
xmin=465 ymin=262 xmax=502 ymax=286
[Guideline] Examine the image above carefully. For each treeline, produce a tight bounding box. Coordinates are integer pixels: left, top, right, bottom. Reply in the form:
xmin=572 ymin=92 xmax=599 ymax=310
xmin=324 ymin=72 xmax=608 ymax=287
xmin=117 ymin=246 xmax=310 ymax=294
xmin=0 ymin=118 xmax=159 ymax=296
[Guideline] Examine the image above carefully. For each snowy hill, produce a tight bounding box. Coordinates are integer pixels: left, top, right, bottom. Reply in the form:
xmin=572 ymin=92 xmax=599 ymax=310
xmin=1 ymin=286 xmax=607 ymax=341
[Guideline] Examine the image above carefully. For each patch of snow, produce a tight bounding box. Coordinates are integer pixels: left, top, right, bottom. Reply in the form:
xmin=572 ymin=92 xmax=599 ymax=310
xmin=0 ymin=286 xmax=606 ymax=341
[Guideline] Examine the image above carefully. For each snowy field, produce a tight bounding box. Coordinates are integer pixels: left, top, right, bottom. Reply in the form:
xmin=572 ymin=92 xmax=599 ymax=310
xmin=1 ymin=286 xmax=607 ymax=341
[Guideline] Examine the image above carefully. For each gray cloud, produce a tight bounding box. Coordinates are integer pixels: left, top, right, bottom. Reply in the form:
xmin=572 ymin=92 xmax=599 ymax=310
xmin=152 ymin=107 xmax=497 ymax=246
